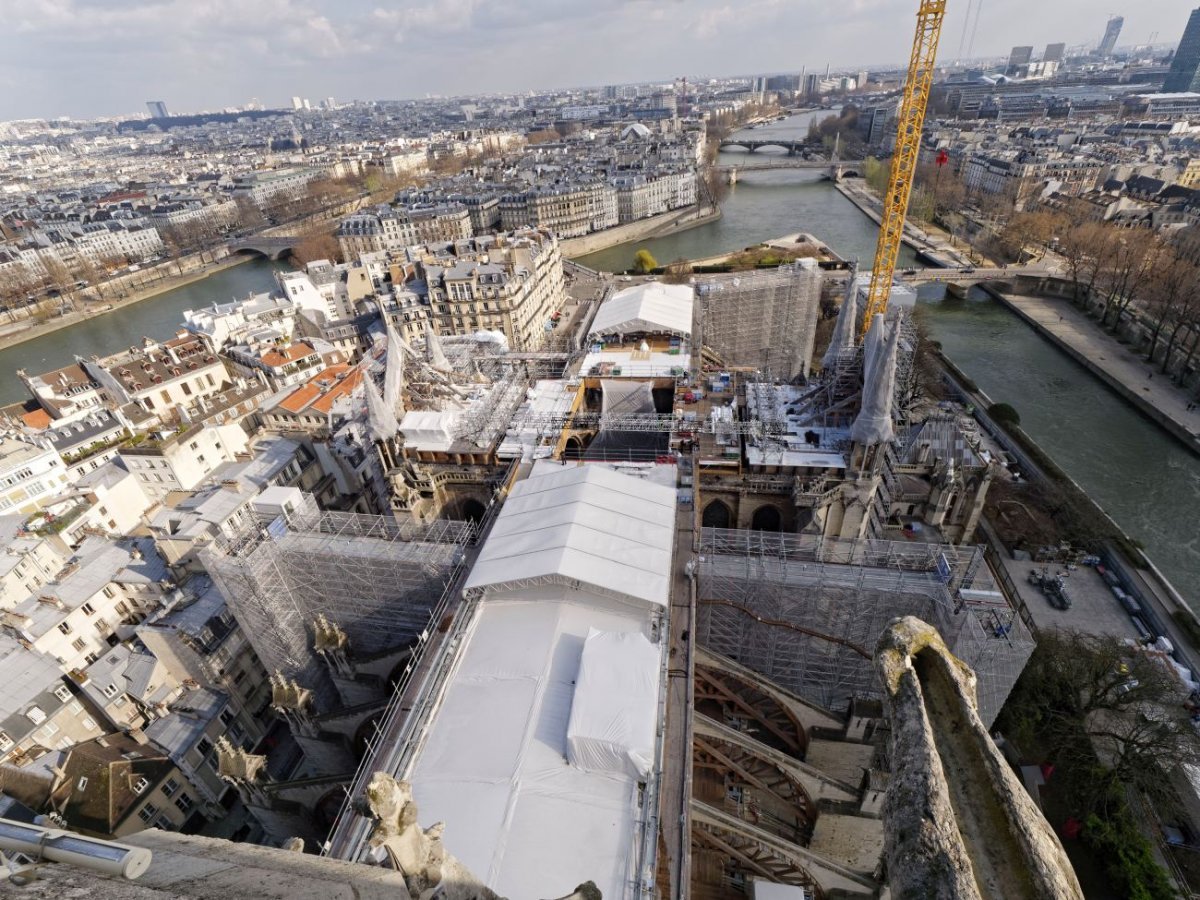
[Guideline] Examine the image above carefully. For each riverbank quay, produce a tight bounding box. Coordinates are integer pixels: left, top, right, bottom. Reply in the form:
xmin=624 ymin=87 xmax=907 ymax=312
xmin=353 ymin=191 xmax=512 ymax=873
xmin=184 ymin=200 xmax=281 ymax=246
xmin=934 ymin=350 xmax=1200 ymax=675
xmin=0 ymin=254 xmax=255 ymax=352
xmin=834 ymin=179 xmax=975 ymax=268
xmin=977 ymin=285 xmax=1200 ymax=458
xmin=560 ymin=203 xmax=722 ymax=259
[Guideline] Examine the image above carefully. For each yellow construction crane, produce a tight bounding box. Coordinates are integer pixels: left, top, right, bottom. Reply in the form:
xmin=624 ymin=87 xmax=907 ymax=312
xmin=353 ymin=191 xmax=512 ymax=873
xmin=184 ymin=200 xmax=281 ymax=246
xmin=861 ymin=0 xmax=948 ymax=337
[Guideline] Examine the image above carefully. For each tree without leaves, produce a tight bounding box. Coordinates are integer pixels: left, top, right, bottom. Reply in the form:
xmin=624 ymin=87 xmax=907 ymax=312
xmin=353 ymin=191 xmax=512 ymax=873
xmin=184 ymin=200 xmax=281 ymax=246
xmin=0 ymin=267 xmax=38 ymax=321
xmin=995 ymin=210 xmax=1056 ymax=263
xmin=1143 ymin=250 xmax=1200 ymax=368
xmin=1054 ymin=215 xmax=1111 ymax=305
xmin=1000 ymin=629 xmax=1200 ymax=811
xmin=291 ymin=228 xmax=343 ymax=267
xmin=1096 ymin=229 xmax=1161 ymax=331
xmin=233 ymin=197 xmax=266 ymax=231
xmin=662 ymin=259 xmax=693 ymax=285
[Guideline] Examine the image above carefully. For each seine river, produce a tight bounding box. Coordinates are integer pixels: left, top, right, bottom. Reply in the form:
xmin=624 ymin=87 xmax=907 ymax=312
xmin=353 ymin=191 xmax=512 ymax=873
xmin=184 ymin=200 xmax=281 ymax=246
xmin=0 ymin=259 xmax=290 ymax=403
xmin=1 ymin=113 xmax=1195 ymax=605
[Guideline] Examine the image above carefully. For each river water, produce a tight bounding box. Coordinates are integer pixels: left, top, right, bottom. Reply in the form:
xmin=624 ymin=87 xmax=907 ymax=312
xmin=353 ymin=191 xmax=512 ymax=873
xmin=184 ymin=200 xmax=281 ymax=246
xmin=0 ymin=259 xmax=289 ymax=404
xmin=1 ymin=116 xmax=1195 ymax=605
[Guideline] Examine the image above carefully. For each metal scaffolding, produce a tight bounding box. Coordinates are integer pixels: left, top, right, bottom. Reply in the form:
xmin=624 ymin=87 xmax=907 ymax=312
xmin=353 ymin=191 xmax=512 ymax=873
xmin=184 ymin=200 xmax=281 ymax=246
xmin=695 ymin=528 xmax=1033 ymax=724
xmin=695 ymin=265 xmax=822 ymax=380
xmin=201 ymin=494 xmax=473 ymax=712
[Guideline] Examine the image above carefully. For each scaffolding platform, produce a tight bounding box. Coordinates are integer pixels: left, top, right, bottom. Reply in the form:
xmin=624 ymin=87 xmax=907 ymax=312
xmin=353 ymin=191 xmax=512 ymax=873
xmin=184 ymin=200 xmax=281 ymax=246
xmin=695 ymin=528 xmax=1033 ymax=725
xmin=202 ymin=494 xmax=473 ymax=711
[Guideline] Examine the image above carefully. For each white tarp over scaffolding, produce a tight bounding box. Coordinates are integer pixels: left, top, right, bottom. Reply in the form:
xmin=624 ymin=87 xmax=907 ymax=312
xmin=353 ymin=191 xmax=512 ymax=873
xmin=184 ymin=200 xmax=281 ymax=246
xmin=463 ymin=464 xmax=675 ymax=609
xmin=408 ymin=597 xmax=661 ymax=900
xmin=407 ymin=463 xmax=673 ymax=900
xmin=383 ymin=315 xmax=406 ymax=419
xmin=821 ymin=264 xmax=859 ymax=370
xmin=425 ymin=322 xmax=452 ymax=371
xmin=851 ymin=313 xmax=901 ymax=446
xmin=588 ymin=282 xmax=694 ymax=339
xmin=566 ymin=628 xmax=659 ymax=779
xmin=363 ymin=370 xmax=398 ymax=444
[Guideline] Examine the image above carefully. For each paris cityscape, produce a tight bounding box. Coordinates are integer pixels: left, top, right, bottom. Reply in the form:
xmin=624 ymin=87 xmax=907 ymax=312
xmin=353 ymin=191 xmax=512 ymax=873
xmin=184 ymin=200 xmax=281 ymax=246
xmin=0 ymin=2 xmax=1198 ymax=898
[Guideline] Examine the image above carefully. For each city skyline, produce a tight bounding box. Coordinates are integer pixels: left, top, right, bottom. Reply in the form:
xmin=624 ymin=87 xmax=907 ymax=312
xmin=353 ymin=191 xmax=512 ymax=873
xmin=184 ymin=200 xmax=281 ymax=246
xmin=0 ymin=0 xmax=1188 ymax=120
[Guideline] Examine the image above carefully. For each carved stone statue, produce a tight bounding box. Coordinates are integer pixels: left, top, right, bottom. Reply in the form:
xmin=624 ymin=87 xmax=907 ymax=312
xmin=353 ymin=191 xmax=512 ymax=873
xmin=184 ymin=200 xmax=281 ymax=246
xmin=364 ymin=772 xmax=603 ymax=900
xmin=366 ymin=772 xmax=500 ymax=900
xmin=875 ymin=617 xmax=1083 ymax=900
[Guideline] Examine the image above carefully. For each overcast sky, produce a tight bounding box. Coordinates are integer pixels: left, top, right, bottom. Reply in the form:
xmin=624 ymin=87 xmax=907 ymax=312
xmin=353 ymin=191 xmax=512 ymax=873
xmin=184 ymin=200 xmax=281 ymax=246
xmin=0 ymin=0 xmax=1191 ymax=120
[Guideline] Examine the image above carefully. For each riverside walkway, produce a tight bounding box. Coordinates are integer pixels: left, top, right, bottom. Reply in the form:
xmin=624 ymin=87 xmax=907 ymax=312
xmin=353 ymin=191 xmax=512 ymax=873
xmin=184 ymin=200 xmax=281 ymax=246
xmin=990 ymin=291 xmax=1200 ymax=455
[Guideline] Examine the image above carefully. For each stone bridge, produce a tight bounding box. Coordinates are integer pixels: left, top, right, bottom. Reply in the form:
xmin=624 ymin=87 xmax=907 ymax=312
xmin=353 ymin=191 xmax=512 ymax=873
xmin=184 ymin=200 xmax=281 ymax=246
xmin=228 ymin=236 xmax=299 ymax=260
xmin=714 ymin=156 xmax=860 ymax=184
xmin=719 ymin=138 xmax=811 ymax=155
xmin=898 ymin=264 xmax=1053 ymax=285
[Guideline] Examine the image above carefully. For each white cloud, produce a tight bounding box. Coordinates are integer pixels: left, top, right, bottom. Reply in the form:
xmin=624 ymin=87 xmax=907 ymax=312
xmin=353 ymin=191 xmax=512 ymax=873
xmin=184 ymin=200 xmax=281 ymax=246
xmin=0 ymin=0 xmax=1189 ymax=118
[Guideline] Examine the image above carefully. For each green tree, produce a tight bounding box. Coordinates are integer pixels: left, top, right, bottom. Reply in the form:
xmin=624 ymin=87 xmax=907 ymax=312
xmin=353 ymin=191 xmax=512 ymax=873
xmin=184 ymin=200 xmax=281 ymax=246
xmin=987 ymin=403 xmax=1020 ymax=427
xmin=632 ymin=249 xmax=659 ymax=274
xmin=863 ymin=157 xmax=890 ymax=195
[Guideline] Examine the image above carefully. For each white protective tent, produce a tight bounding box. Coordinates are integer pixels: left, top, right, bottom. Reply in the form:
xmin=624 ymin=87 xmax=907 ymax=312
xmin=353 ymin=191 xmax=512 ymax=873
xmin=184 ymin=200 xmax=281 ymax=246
xmin=566 ymin=628 xmax=660 ymax=779
xmin=588 ymin=282 xmax=694 ymax=340
xmin=408 ymin=593 xmax=663 ymax=899
xmin=400 ymin=410 xmax=459 ymax=450
xmin=463 ymin=464 xmax=676 ymax=609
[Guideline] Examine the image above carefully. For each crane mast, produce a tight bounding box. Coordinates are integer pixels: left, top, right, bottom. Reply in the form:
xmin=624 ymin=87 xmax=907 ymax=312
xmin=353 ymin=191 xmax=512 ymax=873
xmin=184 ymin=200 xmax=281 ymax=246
xmin=861 ymin=0 xmax=948 ymax=336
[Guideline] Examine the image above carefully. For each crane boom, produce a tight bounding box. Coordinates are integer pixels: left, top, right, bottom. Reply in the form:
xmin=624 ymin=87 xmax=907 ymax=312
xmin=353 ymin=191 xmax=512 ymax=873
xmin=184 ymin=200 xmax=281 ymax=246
xmin=861 ymin=0 xmax=947 ymax=337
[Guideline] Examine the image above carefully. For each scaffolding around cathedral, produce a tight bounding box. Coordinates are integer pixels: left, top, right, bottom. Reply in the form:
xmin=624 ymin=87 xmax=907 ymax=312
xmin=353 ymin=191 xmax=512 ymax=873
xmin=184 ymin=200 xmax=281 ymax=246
xmin=694 ymin=264 xmax=823 ymax=381
xmin=694 ymin=527 xmax=1034 ymax=724
xmin=201 ymin=493 xmax=474 ymax=711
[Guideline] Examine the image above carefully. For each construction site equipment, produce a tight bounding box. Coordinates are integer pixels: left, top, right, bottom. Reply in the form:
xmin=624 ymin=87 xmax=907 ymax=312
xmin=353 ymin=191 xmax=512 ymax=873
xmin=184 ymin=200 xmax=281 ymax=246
xmin=862 ymin=0 xmax=948 ymax=336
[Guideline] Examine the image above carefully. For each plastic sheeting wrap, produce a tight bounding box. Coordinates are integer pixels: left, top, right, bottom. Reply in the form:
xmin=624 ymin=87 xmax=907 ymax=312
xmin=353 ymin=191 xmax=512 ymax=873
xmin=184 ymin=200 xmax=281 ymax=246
xmin=821 ymin=262 xmax=859 ymax=370
xmin=850 ymin=313 xmax=901 ymax=446
xmin=400 ymin=410 xmax=459 ymax=449
xmin=363 ymin=373 xmax=398 ymax=443
xmin=383 ymin=316 xmax=406 ymax=418
xmin=600 ymin=379 xmax=655 ymax=418
xmin=566 ymin=629 xmax=660 ymax=779
xmin=425 ymin=322 xmax=452 ymax=371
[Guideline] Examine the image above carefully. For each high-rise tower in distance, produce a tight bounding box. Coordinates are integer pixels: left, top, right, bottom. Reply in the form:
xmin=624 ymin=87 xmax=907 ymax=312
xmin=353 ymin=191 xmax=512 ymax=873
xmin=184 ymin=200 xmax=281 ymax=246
xmin=1098 ymin=15 xmax=1123 ymax=57
xmin=145 ymin=100 xmax=168 ymax=119
xmin=1164 ymin=8 xmax=1200 ymax=92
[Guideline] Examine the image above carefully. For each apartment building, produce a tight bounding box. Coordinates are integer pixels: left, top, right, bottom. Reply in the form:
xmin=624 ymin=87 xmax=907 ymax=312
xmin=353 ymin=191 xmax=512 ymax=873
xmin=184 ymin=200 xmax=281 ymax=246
xmin=117 ymin=423 xmax=251 ymax=504
xmin=84 ymin=334 xmax=231 ymax=423
xmin=499 ymin=182 xmax=618 ymax=238
xmin=419 ymin=230 xmax=566 ymax=351
xmin=224 ymin=341 xmax=325 ymax=391
xmin=0 ymin=434 xmax=69 ymax=516
xmin=0 ymin=637 xmax=105 ymax=765
xmin=0 ymin=536 xmax=169 ymax=671
xmin=963 ymin=153 xmax=1104 ymax=208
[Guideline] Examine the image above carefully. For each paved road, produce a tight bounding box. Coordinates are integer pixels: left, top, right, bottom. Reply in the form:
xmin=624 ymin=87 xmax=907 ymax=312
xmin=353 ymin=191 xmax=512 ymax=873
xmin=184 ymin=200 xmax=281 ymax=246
xmin=1000 ymin=292 xmax=1200 ymax=451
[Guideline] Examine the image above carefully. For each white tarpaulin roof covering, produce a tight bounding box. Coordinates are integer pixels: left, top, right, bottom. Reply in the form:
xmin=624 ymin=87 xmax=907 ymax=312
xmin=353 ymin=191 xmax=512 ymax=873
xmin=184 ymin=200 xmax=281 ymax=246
xmin=463 ymin=464 xmax=676 ymax=609
xmin=567 ymin=628 xmax=660 ymax=779
xmin=588 ymin=282 xmax=694 ymax=339
xmin=409 ymin=595 xmax=663 ymax=900
xmin=400 ymin=409 xmax=459 ymax=450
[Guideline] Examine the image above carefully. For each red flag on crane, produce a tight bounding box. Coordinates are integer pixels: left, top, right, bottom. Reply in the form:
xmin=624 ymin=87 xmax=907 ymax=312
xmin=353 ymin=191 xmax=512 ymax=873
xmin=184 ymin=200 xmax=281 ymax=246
xmin=936 ymin=149 xmax=949 ymax=168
